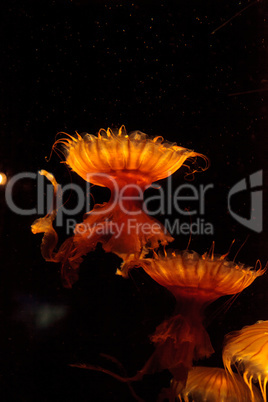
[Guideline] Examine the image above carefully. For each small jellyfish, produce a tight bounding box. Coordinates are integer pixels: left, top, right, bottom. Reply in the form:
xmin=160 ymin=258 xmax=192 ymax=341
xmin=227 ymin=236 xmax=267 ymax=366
xmin=171 ymin=366 xmax=262 ymax=402
xmin=223 ymin=320 xmax=268 ymax=402
xmin=32 ymin=126 xmax=207 ymax=287
xmin=119 ymin=249 xmax=265 ymax=386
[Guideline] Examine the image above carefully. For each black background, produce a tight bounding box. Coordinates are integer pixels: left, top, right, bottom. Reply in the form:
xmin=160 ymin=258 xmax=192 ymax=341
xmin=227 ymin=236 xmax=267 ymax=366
xmin=0 ymin=0 xmax=267 ymax=401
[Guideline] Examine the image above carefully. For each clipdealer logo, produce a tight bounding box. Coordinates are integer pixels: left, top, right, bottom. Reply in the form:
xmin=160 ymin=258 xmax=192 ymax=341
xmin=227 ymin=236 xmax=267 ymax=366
xmin=4 ymin=169 xmax=264 ymax=234
xmin=228 ymin=170 xmax=263 ymax=233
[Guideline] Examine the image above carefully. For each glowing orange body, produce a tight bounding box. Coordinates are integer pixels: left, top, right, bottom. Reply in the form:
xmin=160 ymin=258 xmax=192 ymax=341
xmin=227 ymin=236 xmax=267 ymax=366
xmin=121 ymin=250 xmax=265 ymax=384
xmin=223 ymin=320 xmax=268 ymax=402
xmin=70 ymin=171 xmax=173 ymax=260
xmin=32 ymin=126 xmax=207 ymax=287
xmin=172 ymin=366 xmax=262 ymax=401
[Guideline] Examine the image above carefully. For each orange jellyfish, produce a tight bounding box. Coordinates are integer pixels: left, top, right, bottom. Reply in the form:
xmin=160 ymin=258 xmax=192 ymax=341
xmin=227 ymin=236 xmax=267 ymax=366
xmin=117 ymin=249 xmax=265 ymax=386
xmin=32 ymin=126 xmax=207 ymax=287
xmin=170 ymin=366 xmax=262 ymax=401
xmin=223 ymin=320 xmax=268 ymax=402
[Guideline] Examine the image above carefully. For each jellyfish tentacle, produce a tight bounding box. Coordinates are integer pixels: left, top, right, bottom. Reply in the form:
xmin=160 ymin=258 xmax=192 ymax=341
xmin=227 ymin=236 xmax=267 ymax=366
xmin=69 ymin=362 xmax=144 ymax=401
xmin=31 ymin=170 xmax=59 ymax=261
xmin=31 ymin=170 xmax=86 ymax=288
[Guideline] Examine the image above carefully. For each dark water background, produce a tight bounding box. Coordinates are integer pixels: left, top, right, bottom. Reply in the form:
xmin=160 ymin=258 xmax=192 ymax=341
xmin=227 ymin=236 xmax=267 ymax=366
xmin=0 ymin=0 xmax=267 ymax=400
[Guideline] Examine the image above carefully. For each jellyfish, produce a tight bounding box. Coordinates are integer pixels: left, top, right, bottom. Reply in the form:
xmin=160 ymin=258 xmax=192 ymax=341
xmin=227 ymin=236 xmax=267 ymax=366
xmin=170 ymin=366 xmax=262 ymax=402
xmin=117 ymin=249 xmax=265 ymax=386
xmin=32 ymin=126 xmax=207 ymax=287
xmin=223 ymin=320 xmax=268 ymax=402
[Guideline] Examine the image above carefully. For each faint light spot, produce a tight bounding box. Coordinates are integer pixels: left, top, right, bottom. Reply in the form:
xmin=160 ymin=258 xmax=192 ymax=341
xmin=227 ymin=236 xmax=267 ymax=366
xmin=0 ymin=173 xmax=7 ymax=185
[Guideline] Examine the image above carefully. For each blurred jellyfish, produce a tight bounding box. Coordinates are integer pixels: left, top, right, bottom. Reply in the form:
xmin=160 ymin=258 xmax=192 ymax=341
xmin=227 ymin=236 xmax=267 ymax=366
xmin=118 ymin=249 xmax=265 ymax=386
xmin=223 ymin=320 xmax=268 ymax=402
xmin=170 ymin=366 xmax=262 ymax=402
xmin=0 ymin=172 xmax=7 ymax=186
xmin=32 ymin=126 xmax=207 ymax=287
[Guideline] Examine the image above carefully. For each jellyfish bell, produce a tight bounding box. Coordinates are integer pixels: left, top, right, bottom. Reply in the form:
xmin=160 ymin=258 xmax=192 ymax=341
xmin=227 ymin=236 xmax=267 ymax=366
xmin=32 ymin=127 xmax=208 ymax=287
xmin=121 ymin=249 xmax=266 ymax=302
xmin=118 ymin=249 xmax=265 ymax=385
xmin=58 ymin=126 xmax=206 ymax=186
xmin=223 ymin=320 xmax=268 ymax=402
xmin=170 ymin=366 xmax=262 ymax=402
xmin=55 ymin=126 xmax=208 ymax=259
